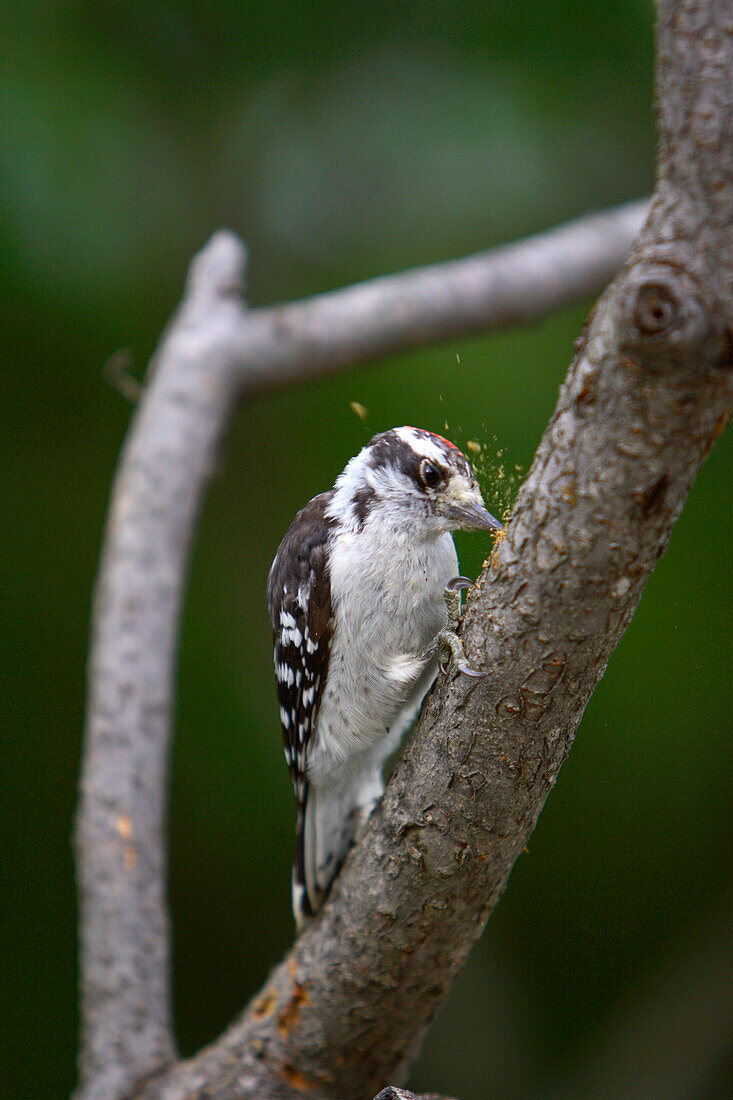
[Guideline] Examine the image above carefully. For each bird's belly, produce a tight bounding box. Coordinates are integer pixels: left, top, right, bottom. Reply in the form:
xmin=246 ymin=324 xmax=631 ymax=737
xmin=311 ymin=666 xmax=434 ymax=784
xmin=310 ymin=534 xmax=458 ymax=779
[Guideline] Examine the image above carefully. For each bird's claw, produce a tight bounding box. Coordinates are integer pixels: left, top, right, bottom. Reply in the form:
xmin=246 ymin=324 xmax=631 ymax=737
xmin=435 ymin=628 xmax=485 ymax=677
xmin=443 ymin=575 xmax=477 ymax=629
xmin=435 ymin=577 xmax=486 ymax=678
xmin=445 ymin=575 xmax=476 ymax=593
xmin=456 ymin=656 xmax=486 ymax=678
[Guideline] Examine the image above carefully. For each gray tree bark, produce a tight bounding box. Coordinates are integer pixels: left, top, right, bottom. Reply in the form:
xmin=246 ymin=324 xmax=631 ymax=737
xmin=75 ymin=2 xmax=732 ymax=1099
xmin=75 ymin=196 xmax=645 ymax=1100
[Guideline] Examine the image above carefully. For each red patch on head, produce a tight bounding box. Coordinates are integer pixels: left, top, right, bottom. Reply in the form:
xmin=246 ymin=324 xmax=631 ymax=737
xmin=405 ymin=426 xmax=459 ymax=451
xmin=431 ymin=432 xmax=459 ymax=450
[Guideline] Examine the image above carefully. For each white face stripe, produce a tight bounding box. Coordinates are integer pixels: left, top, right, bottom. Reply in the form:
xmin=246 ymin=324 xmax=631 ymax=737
xmin=393 ymin=426 xmax=454 ymax=466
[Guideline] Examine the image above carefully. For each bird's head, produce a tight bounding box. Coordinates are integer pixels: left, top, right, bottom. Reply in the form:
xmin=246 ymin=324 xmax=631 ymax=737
xmin=333 ymin=425 xmax=503 ymax=537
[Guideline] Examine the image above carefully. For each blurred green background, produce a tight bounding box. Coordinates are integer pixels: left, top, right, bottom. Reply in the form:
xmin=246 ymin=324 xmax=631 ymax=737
xmin=4 ymin=2 xmax=732 ymax=1097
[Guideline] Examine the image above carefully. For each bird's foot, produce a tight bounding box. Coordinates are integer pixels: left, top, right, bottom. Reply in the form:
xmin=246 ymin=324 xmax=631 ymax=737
xmin=435 ymin=627 xmax=484 ymax=677
xmin=443 ymin=575 xmax=474 ymax=629
xmin=426 ymin=577 xmax=485 ymax=678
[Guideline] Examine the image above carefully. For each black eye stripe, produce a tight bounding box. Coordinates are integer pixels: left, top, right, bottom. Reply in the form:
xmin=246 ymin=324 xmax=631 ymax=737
xmin=366 ymin=429 xmax=472 ymax=485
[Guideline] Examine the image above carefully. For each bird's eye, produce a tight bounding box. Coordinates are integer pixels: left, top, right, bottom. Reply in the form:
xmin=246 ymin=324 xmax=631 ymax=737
xmin=419 ymin=459 xmax=442 ymax=489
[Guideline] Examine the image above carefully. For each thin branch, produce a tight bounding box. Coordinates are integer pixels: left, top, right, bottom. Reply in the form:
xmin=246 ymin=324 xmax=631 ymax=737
xmin=76 ymin=2 xmax=733 ymax=1097
xmin=231 ymin=199 xmax=648 ymax=392
xmin=75 ymin=242 xmax=246 ymax=1099
xmin=75 ymin=198 xmax=646 ymax=1100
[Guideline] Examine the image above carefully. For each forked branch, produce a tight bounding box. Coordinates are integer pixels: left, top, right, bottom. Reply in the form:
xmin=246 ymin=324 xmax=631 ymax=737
xmin=76 ymin=3 xmax=733 ymax=1098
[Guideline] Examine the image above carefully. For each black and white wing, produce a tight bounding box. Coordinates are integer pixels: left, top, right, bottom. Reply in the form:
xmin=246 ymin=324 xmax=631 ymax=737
xmin=266 ymin=491 xmax=335 ymax=916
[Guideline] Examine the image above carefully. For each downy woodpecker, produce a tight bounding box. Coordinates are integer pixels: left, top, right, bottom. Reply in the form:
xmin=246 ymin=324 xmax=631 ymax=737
xmin=267 ymin=426 xmax=502 ymax=926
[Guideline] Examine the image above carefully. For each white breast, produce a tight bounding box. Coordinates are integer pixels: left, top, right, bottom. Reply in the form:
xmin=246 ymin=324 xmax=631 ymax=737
xmin=310 ymin=522 xmax=458 ymax=781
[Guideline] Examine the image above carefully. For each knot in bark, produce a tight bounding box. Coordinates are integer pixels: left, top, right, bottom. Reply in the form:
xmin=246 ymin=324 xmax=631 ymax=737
xmin=614 ymin=261 xmax=723 ymax=372
xmin=633 ymin=281 xmax=676 ymax=335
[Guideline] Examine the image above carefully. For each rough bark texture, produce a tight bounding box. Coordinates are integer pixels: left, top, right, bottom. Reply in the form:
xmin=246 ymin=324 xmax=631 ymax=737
xmin=76 ymin=2 xmax=732 ymax=1099
xmin=75 ymin=199 xmax=644 ymax=1100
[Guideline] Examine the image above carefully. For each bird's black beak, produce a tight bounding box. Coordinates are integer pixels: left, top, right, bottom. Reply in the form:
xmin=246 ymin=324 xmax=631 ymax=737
xmin=448 ymin=499 xmax=504 ymax=533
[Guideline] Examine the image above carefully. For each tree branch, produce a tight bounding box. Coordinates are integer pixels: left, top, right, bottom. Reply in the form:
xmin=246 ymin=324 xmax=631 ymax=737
xmin=76 ymin=2 xmax=733 ymax=1098
xmin=75 ymin=242 xmax=246 ymax=1100
xmin=229 ymin=199 xmax=647 ymax=393
xmin=75 ymin=198 xmax=646 ymax=1100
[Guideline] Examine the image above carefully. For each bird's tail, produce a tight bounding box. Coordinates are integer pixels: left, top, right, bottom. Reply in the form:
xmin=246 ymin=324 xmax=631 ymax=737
xmin=292 ymin=769 xmax=383 ymax=929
